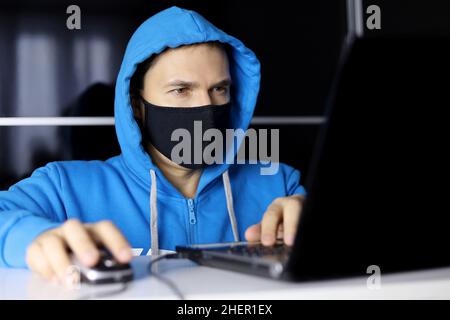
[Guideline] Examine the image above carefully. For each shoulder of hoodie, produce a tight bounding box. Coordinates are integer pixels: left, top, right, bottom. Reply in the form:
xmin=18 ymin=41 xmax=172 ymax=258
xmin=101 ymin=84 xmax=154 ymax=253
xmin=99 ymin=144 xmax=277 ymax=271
xmin=227 ymin=162 xmax=303 ymax=184
xmin=32 ymin=155 xmax=124 ymax=183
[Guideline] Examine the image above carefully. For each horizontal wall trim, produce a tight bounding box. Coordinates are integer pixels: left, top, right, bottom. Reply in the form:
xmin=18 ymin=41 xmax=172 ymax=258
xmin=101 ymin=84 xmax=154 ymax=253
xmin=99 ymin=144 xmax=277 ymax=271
xmin=251 ymin=116 xmax=325 ymax=125
xmin=0 ymin=116 xmax=326 ymax=126
xmin=0 ymin=117 xmax=115 ymax=126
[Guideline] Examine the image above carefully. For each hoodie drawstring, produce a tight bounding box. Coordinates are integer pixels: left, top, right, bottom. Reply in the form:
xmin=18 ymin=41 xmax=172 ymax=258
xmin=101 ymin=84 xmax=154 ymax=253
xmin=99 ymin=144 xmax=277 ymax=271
xmin=222 ymin=170 xmax=240 ymax=242
xmin=150 ymin=169 xmax=159 ymax=256
xmin=149 ymin=169 xmax=239 ymax=256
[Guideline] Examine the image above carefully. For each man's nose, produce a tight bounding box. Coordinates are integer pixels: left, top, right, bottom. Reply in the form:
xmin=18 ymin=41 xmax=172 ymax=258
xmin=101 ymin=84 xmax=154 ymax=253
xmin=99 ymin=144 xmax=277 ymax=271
xmin=194 ymin=91 xmax=213 ymax=106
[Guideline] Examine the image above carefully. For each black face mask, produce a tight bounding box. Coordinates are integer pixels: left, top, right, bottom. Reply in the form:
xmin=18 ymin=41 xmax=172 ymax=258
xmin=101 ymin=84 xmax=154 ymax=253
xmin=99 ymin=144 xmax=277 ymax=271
xmin=141 ymin=98 xmax=232 ymax=170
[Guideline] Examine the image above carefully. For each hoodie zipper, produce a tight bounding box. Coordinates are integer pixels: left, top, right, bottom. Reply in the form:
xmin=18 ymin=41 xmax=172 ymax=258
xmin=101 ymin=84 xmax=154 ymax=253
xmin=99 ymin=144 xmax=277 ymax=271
xmin=187 ymin=198 xmax=196 ymax=243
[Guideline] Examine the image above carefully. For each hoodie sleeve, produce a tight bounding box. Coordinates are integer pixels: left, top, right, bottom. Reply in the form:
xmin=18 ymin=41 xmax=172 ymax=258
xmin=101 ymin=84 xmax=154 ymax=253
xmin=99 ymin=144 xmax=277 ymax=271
xmin=0 ymin=162 xmax=66 ymax=268
xmin=286 ymin=166 xmax=307 ymax=197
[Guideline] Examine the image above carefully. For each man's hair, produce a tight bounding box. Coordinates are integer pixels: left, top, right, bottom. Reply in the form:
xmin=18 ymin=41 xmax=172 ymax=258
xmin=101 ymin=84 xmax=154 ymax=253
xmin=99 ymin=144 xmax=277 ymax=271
xmin=129 ymin=41 xmax=226 ymax=99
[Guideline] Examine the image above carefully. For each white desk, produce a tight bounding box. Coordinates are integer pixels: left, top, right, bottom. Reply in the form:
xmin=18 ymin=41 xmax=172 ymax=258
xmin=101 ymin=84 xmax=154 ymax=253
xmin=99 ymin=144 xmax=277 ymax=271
xmin=1 ymin=257 xmax=450 ymax=299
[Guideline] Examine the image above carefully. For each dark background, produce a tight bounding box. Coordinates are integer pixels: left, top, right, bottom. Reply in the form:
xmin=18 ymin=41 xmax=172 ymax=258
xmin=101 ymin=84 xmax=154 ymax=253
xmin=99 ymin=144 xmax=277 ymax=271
xmin=0 ymin=0 xmax=449 ymax=190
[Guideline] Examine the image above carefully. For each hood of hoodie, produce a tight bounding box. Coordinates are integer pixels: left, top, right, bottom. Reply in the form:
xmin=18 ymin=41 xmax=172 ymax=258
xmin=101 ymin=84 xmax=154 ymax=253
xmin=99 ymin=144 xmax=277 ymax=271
xmin=114 ymin=6 xmax=261 ymax=196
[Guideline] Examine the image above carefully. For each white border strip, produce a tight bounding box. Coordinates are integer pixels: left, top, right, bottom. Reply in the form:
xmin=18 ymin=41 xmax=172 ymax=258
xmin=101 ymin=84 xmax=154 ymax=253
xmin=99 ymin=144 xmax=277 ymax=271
xmin=0 ymin=116 xmax=325 ymax=126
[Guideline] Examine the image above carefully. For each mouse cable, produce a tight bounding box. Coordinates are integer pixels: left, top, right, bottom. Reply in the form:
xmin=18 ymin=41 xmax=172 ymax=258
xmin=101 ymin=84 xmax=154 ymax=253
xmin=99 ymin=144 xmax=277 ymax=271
xmin=147 ymin=253 xmax=185 ymax=300
xmin=77 ymin=253 xmax=185 ymax=300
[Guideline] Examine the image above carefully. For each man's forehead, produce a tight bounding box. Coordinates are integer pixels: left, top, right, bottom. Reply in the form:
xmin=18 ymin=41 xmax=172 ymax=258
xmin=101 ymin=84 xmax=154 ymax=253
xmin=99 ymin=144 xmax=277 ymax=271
xmin=145 ymin=43 xmax=230 ymax=84
xmin=151 ymin=42 xmax=228 ymax=67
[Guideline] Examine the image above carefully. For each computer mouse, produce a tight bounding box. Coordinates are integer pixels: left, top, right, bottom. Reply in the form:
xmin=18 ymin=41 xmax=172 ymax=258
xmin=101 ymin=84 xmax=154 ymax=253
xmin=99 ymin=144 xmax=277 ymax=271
xmin=70 ymin=248 xmax=134 ymax=285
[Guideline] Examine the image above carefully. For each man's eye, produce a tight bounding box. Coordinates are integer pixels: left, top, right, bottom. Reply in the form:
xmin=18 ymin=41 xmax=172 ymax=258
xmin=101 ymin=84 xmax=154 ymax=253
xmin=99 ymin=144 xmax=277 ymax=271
xmin=171 ymin=88 xmax=188 ymax=95
xmin=213 ymin=87 xmax=228 ymax=94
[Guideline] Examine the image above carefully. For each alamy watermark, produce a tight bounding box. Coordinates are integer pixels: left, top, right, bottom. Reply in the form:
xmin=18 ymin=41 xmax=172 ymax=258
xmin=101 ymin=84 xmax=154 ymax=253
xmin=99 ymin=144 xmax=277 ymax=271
xmin=66 ymin=5 xmax=81 ymax=30
xmin=366 ymin=265 xmax=381 ymax=290
xmin=170 ymin=121 xmax=280 ymax=175
xmin=366 ymin=4 xmax=381 ymax=30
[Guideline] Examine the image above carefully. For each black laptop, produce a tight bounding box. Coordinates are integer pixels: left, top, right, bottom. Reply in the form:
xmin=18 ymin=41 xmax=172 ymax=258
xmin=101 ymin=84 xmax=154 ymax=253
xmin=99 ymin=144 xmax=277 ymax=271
xmin=176 ymin=36 xmax=450 ymax=281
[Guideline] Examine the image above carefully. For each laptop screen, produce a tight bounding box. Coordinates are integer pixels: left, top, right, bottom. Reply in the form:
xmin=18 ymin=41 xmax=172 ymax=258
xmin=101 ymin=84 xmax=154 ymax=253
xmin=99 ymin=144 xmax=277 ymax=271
xmin=289 ymin=36 xmax=450 ymax=280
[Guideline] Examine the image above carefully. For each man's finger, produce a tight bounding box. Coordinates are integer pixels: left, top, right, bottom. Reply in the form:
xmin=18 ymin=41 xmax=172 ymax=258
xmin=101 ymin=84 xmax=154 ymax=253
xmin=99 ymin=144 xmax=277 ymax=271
xmin=261 ymin=201 xmax=283 ymax=246
xmin=26 ymin=242 xmax=55 ymax=281
xmin=61 ymin=219 xmax=100 ymax=267
xmin=89 ymin=221 xmax=132 ymax=263
xmin=282 ymin=197 xmax=303 ymax=246
xmin=38 ymin=233 xmax=72 ymax=280
xmin=245 ymin=223 xmax=283 ymax=242
xmin=245 ymin=223 xmax=261 ymax=242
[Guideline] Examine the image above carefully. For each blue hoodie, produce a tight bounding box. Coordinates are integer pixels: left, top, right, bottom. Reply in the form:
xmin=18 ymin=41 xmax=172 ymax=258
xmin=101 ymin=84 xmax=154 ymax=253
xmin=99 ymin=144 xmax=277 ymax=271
xmin=0 ymin=6 xmax=305 ymax=268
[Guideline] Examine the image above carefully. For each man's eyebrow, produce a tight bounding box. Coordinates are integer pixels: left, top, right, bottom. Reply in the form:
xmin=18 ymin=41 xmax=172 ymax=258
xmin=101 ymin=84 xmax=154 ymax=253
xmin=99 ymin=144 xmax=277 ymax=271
xmin=164 ymin=80 xmax=198 ymax=88
xmin=164 ymin=78 xmax=232 ymax=89
xmin=211 ymin=78 xmax=232 ymax=88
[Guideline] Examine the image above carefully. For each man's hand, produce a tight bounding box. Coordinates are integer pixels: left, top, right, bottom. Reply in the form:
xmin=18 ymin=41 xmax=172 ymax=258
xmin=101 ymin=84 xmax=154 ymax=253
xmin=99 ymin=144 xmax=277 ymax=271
xmin=26 ymin=219 xmax=132 ymax=283
xmin=245 ymin=195 xmax=304 ymax=246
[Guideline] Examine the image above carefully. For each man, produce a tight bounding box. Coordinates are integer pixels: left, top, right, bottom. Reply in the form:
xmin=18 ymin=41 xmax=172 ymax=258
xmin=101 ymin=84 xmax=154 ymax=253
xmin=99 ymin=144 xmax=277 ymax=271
xmin=0 ymin=6 xmax=305 ymax=282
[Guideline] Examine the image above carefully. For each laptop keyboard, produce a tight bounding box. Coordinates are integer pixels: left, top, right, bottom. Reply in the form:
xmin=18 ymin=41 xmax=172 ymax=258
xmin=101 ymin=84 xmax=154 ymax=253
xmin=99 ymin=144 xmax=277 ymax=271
xmin=176 ymin=240 xmax=292 ymax=278
xmin=215 ymin=240 xmax=292 ymax=260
